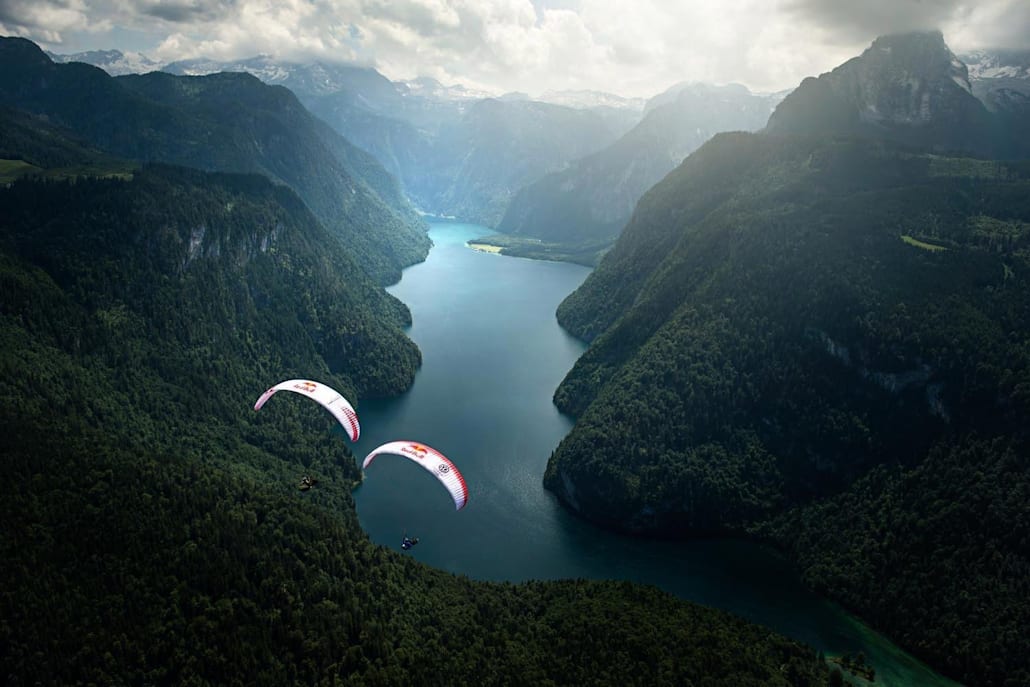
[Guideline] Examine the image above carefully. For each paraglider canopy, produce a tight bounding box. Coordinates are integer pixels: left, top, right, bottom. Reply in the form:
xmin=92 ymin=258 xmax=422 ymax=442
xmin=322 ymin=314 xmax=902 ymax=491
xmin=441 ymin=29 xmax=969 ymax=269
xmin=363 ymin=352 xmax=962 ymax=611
xmin=254 ymin=379 xmax=360 ymax=442
xmin=362 ymin=441 xmax=469 ymax=511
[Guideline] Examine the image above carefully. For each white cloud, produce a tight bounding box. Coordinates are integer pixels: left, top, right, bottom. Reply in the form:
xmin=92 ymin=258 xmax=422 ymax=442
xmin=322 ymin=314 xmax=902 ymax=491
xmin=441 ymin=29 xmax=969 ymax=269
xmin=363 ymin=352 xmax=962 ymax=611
xmin=785 ymin=0 xmax=962 ymax=42
xmin=3 ymin=0 xmax=1025 ymax=98
xmin=943 ymin=0 xmax=1030 ymax=51
xmin=0 ymin=0 xmax=100 ymax=43
xmin=785 ymin=0 xmax=1030 ymax=52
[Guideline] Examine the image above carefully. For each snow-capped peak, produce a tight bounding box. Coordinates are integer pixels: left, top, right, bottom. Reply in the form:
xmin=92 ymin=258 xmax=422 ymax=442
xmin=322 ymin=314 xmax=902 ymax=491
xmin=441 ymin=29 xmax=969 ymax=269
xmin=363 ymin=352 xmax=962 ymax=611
xmin=46 ymin=48 xmax=161 ymax=76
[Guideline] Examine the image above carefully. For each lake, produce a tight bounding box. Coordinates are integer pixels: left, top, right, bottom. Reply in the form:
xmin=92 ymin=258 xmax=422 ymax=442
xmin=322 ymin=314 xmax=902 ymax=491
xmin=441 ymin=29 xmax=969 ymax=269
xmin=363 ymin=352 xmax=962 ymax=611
xmin=352 ymin=222 xmax=960 ymax=687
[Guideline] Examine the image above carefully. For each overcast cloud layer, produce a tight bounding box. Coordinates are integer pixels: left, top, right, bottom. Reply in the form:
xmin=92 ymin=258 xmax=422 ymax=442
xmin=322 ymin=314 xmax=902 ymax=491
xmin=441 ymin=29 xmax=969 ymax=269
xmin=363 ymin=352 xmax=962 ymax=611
xmin=2 ymin=0 xmax=1028 ymax=97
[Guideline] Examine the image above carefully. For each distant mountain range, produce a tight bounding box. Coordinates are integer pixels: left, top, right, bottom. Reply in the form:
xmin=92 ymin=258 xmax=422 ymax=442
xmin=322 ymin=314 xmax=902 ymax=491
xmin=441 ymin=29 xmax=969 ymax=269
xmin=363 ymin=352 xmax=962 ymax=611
xmin=536 ymin=89 xmax=647 ymax=111
xmin=48 ymin=48 xmax=641 ymax=226
xmin=961 ymin=47 xmax=1030 ymax=97
xmin=160 ymin=60 xmax=640 ymax=227
xmin=497 ymin=82 xmax=781 ymax=253
xmin=46 ymin=47 xmax=161 ymax=75
xmin=49 ymin=40 xmax=1030 ymax=233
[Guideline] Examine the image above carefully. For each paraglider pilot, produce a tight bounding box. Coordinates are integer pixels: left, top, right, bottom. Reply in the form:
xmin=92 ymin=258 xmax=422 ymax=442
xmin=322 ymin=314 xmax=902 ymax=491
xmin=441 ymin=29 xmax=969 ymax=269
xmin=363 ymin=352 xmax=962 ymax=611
xmin=401 ymin=535 xmax=419 ymax=550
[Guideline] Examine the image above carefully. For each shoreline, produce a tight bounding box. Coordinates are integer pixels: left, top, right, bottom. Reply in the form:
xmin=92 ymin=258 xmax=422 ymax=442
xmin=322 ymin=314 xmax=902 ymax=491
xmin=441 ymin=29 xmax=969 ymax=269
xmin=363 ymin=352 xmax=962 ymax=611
xmin=466 ymin=241 xmax=504 ymax=254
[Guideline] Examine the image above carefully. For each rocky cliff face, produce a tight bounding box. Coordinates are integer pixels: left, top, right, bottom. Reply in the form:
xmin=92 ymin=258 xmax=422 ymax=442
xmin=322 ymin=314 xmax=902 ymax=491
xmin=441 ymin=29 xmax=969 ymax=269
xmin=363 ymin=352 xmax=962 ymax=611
xmin=839 ymin=31 xmax=973 ymax=125
xmin=766 ymin=31 xmax=1008 ymax=156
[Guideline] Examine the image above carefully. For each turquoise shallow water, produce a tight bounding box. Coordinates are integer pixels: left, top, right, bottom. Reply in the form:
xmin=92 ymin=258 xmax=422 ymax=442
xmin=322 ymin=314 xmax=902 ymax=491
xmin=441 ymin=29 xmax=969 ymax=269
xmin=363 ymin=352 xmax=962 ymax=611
xmin=352 ymin=222 xmax=962 ymax=687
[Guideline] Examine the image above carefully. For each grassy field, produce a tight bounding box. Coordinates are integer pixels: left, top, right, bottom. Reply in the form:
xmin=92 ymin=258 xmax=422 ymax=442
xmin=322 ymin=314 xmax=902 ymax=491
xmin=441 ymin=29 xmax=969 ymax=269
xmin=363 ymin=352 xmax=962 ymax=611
xmin=0 ymin=159 xmax=42 ymax=184
xmin=467 ymin=241 xmax=504 ymax=254
xmin=467 ymin=233 xmax=609 ymax=266
xmin=900 ymin=235 xmax=948 ymax=252
xmin=0 ymin=158 xmax=135 ymax=184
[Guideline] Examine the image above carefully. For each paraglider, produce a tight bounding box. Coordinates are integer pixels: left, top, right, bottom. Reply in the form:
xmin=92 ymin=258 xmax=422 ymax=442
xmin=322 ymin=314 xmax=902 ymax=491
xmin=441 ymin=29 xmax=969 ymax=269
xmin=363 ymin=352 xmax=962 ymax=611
xmin=401 ymin=535 xmax=419 ymax=550
xmin=254 ymin=379 xmax=360 ymax=442
xmin=362 ymin=441 xmax=469 ymax=511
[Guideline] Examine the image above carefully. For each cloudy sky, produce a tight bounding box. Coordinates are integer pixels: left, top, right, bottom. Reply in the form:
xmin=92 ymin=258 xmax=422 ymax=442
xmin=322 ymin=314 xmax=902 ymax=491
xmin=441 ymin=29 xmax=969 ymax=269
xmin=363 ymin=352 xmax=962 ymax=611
xmin=2 ymin=0 xmax=1028 ymax=97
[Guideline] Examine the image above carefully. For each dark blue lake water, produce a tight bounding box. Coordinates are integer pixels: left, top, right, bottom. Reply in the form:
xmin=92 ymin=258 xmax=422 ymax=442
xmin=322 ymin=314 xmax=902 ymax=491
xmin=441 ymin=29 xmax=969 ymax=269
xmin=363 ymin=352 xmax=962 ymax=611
xmin=352 ymin=222 xmax=960 ymax=687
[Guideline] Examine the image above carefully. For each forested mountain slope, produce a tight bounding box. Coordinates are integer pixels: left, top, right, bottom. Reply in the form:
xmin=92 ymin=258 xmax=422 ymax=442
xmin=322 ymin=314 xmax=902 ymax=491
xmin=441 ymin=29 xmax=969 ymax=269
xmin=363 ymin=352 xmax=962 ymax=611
xmin=0 ymin=162 xmax=829 ymax=686
xmin=548 ymin=131 xmax=1030 ymax=687
xmin=0 ymin=36 xmax=429 ymax=284
xmin=0 ymin=166 xmax=419 ymax=398
xmin=0 ymin=107 xmax=135 ymax=179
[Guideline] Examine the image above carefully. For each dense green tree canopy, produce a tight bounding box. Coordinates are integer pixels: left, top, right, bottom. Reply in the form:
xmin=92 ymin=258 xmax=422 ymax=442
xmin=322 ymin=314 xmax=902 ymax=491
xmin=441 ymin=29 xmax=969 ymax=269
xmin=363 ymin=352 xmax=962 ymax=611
xmin=0 ymin=162 xmax=830 ymax=686
xmin=549 ymin=132 xmax=1030 ymax=686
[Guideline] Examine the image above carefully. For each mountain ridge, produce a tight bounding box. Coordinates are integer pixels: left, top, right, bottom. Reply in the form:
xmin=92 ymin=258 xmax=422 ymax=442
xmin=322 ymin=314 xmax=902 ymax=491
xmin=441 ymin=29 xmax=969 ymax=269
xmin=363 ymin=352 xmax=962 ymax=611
xmin=765 ymin=31 xmax=1026 ymax=158
xmin=43 ymin=45 xmax=643 ymax=225
xmin=1 ymin=36 xmax=429 ymax=285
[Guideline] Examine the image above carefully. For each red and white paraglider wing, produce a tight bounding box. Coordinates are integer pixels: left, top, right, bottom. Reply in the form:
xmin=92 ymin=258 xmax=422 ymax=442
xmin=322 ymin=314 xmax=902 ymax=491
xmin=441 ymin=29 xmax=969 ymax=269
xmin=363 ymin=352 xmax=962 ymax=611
xmin=253 ymin=379 xmax=360 ymax=442
xmin=362 ymin=441 xmax=469 ymax=511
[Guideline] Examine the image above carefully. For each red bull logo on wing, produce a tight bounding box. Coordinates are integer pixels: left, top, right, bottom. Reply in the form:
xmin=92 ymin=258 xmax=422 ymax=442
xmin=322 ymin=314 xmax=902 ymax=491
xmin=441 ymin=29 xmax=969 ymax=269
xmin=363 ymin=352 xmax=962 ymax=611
xmin=401 ymin=443 xmax=429 ymax=459
xmin=293 ymin=381 xmax=318 ymax=393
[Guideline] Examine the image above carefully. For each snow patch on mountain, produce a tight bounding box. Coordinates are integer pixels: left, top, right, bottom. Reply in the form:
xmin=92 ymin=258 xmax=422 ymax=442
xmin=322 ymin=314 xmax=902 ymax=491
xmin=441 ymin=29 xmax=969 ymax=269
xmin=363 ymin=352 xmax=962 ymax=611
xmin=45 ymin=48 xmax=160 ymax=76
xmin=400 ymin=76 xmax=496 ymax=101
xmin=537 ymin=89 xmax=646 ymax=111
xmin=961 ymin=49 xmax=1030 ymax=81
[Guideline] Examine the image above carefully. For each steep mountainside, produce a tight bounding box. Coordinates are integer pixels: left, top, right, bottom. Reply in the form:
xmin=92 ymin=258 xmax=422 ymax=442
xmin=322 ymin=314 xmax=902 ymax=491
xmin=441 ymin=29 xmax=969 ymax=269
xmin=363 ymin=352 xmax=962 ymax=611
xmin=0 ymin=37 xmax=429 ymax=285
xmin=0 ymin=152 xmax=828 ymax=687
xmin=766 ymin=31 xmax=1025 ymax=158
xmin=0 ymin=165 xmax=419 ymax=398
xmin=162 ymin=55 xmax=441 ymax=194
xmin=0 ymin=107 xmax=136 ymax=180
xmin=548 ymin=130 xmax=1030 ymax=687
xmin=498 ymin=83 xmax=779 ymax=249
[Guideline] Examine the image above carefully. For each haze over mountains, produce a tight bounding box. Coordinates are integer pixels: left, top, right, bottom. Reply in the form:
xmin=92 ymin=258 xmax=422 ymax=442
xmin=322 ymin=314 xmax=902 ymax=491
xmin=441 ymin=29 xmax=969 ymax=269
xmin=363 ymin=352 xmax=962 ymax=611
xmin=47 ymin=36 xmax=1030 ymax=247
xmin=496 ymin=83 xmax=782 ymax=255
xmin=49 ymin=48 xmax=641 ymax=227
